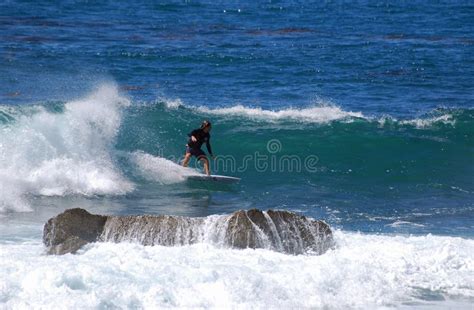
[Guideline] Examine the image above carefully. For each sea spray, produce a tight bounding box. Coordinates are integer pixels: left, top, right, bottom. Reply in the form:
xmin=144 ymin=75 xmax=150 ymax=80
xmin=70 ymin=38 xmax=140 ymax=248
xmin=0 ymin=84 xmax=133 ymax=212
xmin=130 ymin=151 xmax=198 ymax=184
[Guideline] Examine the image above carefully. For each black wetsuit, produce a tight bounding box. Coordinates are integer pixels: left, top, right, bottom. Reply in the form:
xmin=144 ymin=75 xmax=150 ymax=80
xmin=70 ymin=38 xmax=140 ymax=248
xmin=186 ymin=128 xmax=213 ymax=158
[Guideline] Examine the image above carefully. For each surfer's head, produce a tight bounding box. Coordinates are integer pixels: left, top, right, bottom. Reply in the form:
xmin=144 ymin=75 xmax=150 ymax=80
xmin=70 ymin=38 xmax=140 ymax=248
xmin=201 ymin=120 xmax=212 ymax=132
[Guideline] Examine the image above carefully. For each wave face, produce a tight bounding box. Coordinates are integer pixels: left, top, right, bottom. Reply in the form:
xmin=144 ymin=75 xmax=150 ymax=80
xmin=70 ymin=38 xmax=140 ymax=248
xmin=0 ymin=85 xmax=473 ymax=235
xmin=118 ymin=97 xmax=473 ymax=235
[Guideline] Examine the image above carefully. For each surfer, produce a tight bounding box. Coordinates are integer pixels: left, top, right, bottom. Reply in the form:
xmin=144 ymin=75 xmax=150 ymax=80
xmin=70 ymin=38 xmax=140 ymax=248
xmin=182 ymin=120 xmax=214 ymax=175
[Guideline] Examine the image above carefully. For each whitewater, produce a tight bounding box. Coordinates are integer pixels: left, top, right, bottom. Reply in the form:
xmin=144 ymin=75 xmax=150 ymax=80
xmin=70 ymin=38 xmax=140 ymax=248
xmin=0 ymin=85 xmax=133 ymax=212
xmin=1 ymin=231 xmax=473 ymax=308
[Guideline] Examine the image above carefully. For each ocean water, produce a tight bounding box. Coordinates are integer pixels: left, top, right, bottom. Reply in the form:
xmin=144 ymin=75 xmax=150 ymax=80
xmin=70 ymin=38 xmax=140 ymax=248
xmin=1 ymin=1 xmax=473 ymax=308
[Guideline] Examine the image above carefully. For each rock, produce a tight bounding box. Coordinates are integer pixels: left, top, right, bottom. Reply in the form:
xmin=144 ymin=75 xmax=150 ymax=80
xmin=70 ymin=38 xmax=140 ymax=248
xmin=43 ymin=208 xmax=333 ymax=255
xmin=43 ymin=208 xmax=107 ymax=255
xmin=225 ymin=209 xmax=333 ymax=254
xmin=101 ymin=215 xmax=204 ymax=246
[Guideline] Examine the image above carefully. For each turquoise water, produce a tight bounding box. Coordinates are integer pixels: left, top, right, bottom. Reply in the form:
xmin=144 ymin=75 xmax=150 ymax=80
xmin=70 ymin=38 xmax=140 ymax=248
xmin=0 ymin=2 xmax=473 ymax=308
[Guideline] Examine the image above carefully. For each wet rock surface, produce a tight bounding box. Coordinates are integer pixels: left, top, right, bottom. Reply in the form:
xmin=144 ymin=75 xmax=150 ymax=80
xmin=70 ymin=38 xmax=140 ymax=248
xmin=43 ymin=208 xmax=107 ymax=255
xmin=44 ymin=208 xmax=333 ymax=255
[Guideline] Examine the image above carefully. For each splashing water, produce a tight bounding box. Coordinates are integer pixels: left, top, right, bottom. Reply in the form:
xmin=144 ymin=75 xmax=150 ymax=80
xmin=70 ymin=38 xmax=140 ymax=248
xmin=0 ymin=84 xmax=134 ymax=212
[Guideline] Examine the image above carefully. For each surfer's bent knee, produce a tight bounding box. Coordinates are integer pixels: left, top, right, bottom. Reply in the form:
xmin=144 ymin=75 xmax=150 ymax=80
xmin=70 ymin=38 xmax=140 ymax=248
xmin=198 ymin=155 xmax=208 ymax=163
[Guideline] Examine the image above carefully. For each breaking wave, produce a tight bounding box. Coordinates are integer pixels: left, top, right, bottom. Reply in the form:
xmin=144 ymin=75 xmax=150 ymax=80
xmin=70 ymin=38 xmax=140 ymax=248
xmin=0 ymin=85 xmax=472 ymax=213
xmin=158 ymin=96 xmax=466 ymax=128
xmin=0 ymin=84 xmax=133 ymax=212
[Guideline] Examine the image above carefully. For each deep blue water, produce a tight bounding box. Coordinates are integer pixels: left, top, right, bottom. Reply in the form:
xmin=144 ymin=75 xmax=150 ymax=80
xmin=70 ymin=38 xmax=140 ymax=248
xmin=0 ymin=1 xmax=473 ymax=236
xmin=2 ymin=1 xmax=473 ymax=114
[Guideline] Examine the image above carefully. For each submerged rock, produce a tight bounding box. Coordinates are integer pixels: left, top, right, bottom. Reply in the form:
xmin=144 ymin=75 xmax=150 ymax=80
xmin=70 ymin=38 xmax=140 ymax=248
xmin=43 ymin=208 xmax=333 ymax=255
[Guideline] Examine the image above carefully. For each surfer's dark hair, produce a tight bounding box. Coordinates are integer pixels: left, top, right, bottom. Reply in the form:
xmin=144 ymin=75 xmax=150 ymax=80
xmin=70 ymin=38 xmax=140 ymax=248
xmin=201 ymin=120 xmax=211 ymax=129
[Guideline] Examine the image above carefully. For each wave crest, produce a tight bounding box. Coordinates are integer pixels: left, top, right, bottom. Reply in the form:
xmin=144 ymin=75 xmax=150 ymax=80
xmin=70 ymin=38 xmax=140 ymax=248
xmin=196 ymin=104 xmax=365 ymax=123
xmin=155 ymin=98 xmax=466 ymax=128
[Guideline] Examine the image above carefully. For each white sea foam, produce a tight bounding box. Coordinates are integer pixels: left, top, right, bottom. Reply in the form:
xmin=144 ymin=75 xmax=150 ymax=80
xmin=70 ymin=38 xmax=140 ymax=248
xmin=387 ymin=220 xmax=426 ymax=228
xmin=130 ymin=151 xmax=198 ymax=184
xmin=162 ymin=98 xmax=183 ymax=109
xmin=0 ymin=84 xmax=134 ymax=213
xmin=400 ymin=114 xmax=456 ymax=128
xmin=0 ymin=231 xmax=473 ymax=308
xmin=159 ymin=98 xmax=457 ymax=128
xmin=196 ymin=104 xmax=365 ymax=123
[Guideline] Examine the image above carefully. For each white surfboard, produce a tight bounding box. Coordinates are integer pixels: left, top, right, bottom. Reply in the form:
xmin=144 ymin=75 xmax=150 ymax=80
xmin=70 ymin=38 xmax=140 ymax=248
xmin=187 ymin=174 xmax=241 ymax=184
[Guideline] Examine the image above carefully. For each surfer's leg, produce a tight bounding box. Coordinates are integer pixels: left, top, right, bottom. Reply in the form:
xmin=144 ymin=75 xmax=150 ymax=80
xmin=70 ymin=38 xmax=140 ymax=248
xmin=182 ymin=152 xmax=192 ymax=167
xmin=199 ymin=156 xmax=210 ymax=175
